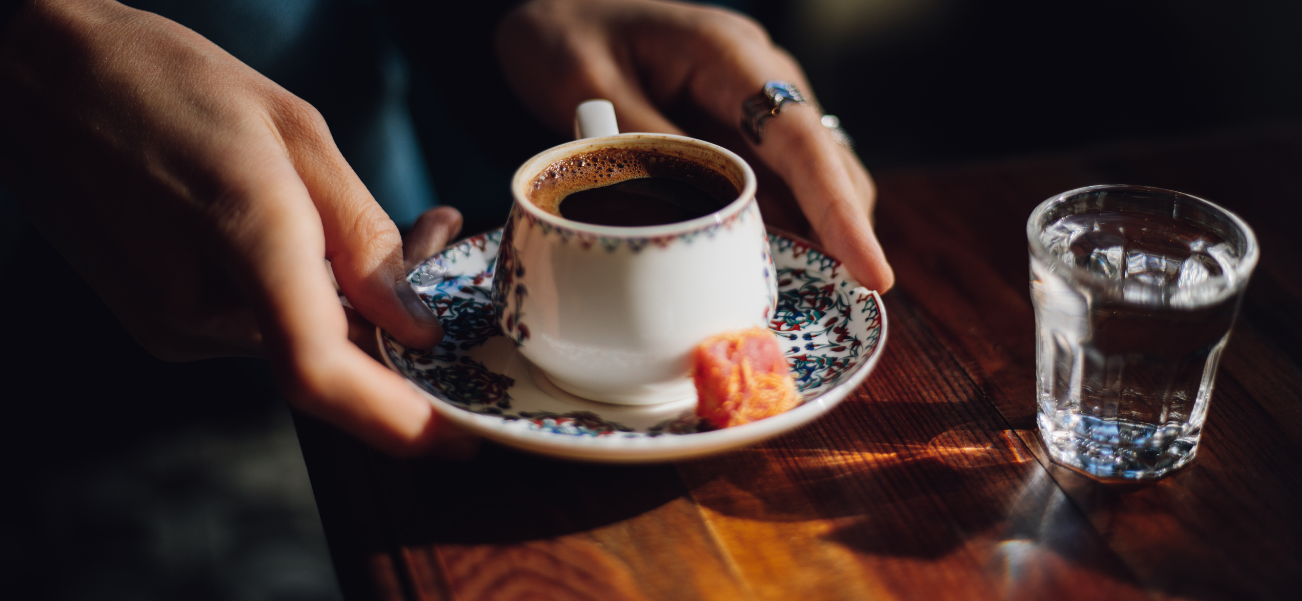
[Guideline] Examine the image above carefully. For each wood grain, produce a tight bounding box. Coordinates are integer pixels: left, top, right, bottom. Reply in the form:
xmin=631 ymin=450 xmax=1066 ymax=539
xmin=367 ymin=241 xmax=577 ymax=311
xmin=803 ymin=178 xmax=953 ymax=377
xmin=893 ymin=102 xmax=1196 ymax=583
xmin=299 ymin=125 xmax=1302 ymax=601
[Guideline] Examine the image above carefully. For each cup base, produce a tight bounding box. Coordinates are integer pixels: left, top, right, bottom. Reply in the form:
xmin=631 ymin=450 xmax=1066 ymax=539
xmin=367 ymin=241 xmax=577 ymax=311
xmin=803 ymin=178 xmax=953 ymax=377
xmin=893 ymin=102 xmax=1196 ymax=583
xmin=528 ymin=363 xmax=696 ymax=406
xmin=1037 ymin=411 xmax=1199 ymax=480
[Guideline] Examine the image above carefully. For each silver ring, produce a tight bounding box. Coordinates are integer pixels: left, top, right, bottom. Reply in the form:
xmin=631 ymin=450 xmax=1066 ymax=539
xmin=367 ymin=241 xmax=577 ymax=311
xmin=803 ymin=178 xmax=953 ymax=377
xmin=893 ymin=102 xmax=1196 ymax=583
xmin=741 ymin=81 xmax=809 ymax=144
xmin=820 ymin=114 xmax=855 ymax=150
xmin=741 ymin=81 xmax=854 ymax=150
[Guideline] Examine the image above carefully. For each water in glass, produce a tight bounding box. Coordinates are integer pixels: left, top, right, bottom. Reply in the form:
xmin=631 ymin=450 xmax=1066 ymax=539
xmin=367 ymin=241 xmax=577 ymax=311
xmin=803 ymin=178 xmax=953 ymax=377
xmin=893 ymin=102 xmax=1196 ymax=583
xmin=1032 ymin=206 xmax=1247 ymax=479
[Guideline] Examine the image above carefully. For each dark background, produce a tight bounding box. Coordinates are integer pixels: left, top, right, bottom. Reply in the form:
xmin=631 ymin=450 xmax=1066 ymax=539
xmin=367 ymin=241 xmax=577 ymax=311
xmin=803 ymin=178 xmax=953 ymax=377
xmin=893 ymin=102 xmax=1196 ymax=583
xmin=417 ymin=0 xmax=1302 ymax=235
xmin=763 ymin=0 xmax=1302 ymax=169
xmin=3 ymin=1 xmax=1300 ymax=598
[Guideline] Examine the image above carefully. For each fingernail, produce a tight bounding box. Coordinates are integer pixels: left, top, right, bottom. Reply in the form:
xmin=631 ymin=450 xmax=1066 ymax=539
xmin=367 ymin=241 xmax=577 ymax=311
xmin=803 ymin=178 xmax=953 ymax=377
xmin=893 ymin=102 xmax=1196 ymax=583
xmin=395 ymin=279 xmax=442 ymax=331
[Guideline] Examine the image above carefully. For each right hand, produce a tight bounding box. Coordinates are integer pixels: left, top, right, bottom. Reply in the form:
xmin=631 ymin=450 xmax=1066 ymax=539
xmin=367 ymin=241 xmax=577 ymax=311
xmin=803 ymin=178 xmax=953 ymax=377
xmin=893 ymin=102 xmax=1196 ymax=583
xmin=0 ymin=0 xmax=472 ymax=457
xmin=497 ymin=0 xmax=894 ymax=292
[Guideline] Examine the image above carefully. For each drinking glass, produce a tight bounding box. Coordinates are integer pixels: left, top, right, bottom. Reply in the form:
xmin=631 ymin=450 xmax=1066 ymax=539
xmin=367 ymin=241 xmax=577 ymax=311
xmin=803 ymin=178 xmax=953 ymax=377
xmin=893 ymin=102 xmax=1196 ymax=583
xmin=1028 ymin=185 xmax=1259 ymax=479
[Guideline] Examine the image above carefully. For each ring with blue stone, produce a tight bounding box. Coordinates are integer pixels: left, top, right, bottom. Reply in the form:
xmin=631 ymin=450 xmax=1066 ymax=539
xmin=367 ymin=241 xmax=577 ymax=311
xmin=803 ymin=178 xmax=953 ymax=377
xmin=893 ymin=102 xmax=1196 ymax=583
xmin=741 ymin=81 xmax=810 ymax=144
xmin=742 ymin=81 xmax=853 ymax=150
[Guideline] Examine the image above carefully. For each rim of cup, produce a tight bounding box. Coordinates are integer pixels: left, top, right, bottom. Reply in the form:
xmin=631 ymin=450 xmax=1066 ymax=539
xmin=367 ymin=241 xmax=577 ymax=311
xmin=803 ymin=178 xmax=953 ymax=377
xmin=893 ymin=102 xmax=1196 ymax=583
xmin=510 ymin=132 xmax=758 ymax=238
xmin=1026 ymin=184 xmax=1260 ymax=302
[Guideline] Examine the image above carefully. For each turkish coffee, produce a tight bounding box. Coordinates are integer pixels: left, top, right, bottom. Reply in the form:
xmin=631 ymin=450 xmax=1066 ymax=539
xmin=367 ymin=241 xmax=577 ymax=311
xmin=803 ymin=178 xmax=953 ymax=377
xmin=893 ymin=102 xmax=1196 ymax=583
xmin=528 ymin=148 xmax=739 ymax=227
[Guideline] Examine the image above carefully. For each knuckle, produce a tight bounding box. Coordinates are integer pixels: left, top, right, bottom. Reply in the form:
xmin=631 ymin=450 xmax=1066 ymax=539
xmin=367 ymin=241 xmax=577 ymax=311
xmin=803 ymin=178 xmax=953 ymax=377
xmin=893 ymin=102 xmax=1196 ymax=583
xmin=346 ymin=207 xmax=402 ymax=254
xmin=330 ymin=206 xmax=402 ymax=276
xmin=266 ymin=91 xmax=330 ymax=142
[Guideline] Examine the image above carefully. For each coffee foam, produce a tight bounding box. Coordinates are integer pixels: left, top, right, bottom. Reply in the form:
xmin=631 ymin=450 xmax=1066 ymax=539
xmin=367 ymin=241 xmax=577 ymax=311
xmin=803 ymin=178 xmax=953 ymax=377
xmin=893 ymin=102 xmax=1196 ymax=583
xmin=527 ymin=148 xmax=739 ymax=217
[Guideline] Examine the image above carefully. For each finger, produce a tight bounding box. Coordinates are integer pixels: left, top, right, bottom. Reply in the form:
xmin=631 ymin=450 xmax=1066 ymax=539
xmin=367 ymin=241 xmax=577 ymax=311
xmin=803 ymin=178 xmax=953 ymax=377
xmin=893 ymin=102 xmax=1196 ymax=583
xmin=270 ymin=101 xmax=444 ymax=349
xmin=615 ymin=55 xmax=892 ymax=290
xmin=726 ymin=81 xmax=893 ymax=291
xmin=765 ymin=112 xmax=895 ymax=292
xmin=639 ymin=13 xmax=894 ymax=291
xmin=345 ymin=306 xmax=380 ymax=359
xmin=329 ymin=259 xmax=384 ymax=356
xmin=227 ymin=155 xmax=471 ymax=458
xmin=404 ymin=206 xmax=463 ymax=271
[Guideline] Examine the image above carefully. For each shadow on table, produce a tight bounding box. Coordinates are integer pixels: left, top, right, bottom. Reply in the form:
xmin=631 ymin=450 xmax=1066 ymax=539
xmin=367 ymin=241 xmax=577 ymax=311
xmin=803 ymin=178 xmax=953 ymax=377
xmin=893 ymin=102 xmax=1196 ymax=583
xmin=384 ymin=444 xmax=687 ymax=546
xmin=295 ymin=412 xmax=690 ymax=550
xmin=674 ymin=397 xmax=1154 ymax=594
xmin=679 ymin=413 xmax=1042 ymax=556
xmin=390 ymin=444 xmax=687 ymax=546
xmin=328 ymin=408 xmax=1037 ymax=553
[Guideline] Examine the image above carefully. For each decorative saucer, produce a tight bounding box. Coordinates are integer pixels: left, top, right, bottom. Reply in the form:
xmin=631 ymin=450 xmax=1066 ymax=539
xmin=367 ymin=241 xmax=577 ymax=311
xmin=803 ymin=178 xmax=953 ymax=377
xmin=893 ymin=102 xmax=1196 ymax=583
xmin=378 ymin=228 xmax=887 ymax=463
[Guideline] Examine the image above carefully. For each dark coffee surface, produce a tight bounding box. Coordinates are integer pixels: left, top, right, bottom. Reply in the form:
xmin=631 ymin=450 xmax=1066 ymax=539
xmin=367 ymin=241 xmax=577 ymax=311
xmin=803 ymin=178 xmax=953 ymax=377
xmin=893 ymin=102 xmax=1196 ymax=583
xmin=528 ymin=148 xmax=738 ymax=227
xmin=559 ymin=177 xmax=724 ymax=226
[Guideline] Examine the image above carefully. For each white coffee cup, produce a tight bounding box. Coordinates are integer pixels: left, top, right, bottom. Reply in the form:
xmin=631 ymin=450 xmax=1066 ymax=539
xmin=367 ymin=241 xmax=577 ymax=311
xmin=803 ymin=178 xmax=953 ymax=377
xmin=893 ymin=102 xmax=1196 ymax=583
xmin=491 ymin=101 xmax=776 ymax=405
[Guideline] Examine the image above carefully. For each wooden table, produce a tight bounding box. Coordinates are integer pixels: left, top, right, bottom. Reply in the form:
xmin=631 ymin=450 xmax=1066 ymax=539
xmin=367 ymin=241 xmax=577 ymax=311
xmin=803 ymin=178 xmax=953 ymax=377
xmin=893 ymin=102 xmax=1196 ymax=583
xmin=296 ymin=125 xmax=1302 ymax=601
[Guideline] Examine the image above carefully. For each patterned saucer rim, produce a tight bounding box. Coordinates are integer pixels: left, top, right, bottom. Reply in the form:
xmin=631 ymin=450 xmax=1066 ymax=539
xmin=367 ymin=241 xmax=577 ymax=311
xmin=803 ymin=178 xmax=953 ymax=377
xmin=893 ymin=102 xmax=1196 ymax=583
xmin=378 ymin=227 xmax=888 ymax=463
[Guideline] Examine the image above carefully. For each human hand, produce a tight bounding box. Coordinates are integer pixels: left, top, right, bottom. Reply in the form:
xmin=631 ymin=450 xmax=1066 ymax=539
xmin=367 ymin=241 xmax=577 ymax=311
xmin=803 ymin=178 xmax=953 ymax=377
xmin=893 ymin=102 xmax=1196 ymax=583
xmin=496 ymin=0 xmax=894 ymax=292
xmin=0 ymin=0 xmax=471 ymax=456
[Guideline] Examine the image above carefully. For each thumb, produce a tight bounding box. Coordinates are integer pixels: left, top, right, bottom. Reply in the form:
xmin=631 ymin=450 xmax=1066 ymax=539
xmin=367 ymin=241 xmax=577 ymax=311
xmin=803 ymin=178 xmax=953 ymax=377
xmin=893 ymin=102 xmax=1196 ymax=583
xmin=274 ymin=107 xmax=444 ymax=350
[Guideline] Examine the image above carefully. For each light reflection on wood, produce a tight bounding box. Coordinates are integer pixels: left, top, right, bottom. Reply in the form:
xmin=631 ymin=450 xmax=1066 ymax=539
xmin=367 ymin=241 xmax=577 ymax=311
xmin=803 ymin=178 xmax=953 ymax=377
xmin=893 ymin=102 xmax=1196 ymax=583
xmin=775 ymin=427 xmax=1036 ymax=472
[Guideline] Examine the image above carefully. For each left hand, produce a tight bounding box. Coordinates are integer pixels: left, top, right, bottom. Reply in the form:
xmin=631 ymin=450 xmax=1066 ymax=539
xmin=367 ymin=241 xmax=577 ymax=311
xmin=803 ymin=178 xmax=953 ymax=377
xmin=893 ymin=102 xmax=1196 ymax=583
xmin=496 ymin=0 xmax=894 ymax=292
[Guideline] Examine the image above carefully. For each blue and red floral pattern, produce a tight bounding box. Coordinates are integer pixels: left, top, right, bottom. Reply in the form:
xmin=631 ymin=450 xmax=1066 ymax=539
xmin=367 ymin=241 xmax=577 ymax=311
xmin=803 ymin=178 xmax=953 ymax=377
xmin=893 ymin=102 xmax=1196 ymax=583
xmin=516 ymin=411 xmax=635 ymax=436
xmin=380 ymin=228 xmax=884 ymax=438
xmin=490 ymin=219 xmax=530 ymax=345
xmin=509 ymin=200 xmax=762 ymax=252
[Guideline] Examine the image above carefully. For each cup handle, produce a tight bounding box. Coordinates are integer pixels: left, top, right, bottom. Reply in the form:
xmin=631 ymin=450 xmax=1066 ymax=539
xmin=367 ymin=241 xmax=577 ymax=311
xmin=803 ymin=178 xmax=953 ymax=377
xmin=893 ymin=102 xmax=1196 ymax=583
xmin=573 ymin=99 xmax=620 ymax=139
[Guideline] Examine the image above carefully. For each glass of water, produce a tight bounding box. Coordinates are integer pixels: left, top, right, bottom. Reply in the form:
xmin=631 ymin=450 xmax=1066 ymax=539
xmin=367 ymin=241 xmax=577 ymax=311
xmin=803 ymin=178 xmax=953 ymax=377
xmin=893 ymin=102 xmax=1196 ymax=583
xmin=1028 ymin=185 xmax=1259 ymax=479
